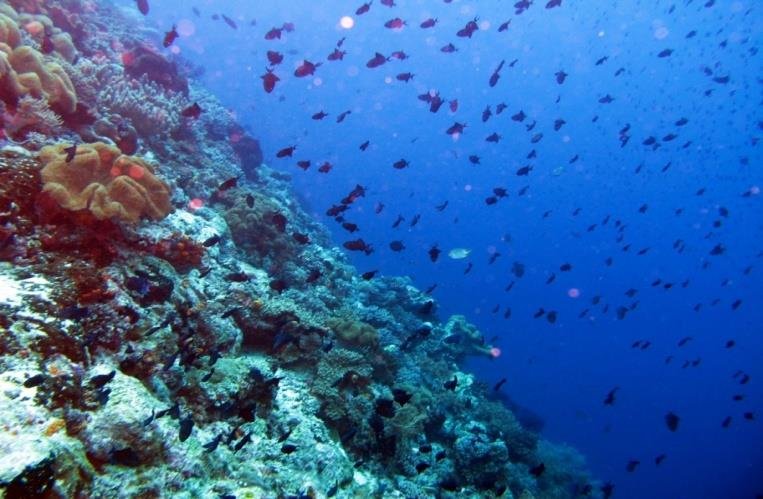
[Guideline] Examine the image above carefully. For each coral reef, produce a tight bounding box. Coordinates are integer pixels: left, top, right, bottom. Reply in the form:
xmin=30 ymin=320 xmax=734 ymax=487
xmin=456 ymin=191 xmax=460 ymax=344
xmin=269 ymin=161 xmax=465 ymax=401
xmin=0 ymin=2 xmax=601 ymax=498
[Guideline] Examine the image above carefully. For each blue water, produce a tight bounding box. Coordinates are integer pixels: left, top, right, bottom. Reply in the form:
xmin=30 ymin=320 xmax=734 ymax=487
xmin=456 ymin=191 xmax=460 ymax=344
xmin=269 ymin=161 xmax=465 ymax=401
xmin=145 ymin=1 xmax=762 ymax=497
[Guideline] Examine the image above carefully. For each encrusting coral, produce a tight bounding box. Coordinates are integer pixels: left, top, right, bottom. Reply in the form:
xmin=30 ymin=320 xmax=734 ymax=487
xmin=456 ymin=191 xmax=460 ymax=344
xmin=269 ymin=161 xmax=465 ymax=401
xmin=39 ymin=142 xmax=172 ymax=223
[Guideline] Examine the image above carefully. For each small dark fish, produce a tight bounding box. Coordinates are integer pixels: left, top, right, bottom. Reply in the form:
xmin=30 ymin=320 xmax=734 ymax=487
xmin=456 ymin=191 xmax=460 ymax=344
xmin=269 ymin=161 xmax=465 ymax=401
xmin=225 ymin=272 xmax=249 ymax=282
xmin=277 ymin=146 xmax=297 ymax=158
xmin=136 ymin=0 xmax=149 ymax=15
xmin=292 ymin=232 xmax=310 ymax=244
xmin=384 ymin=17 xmax=406 ymax=29
xmin=179 ymin=415 xmax=194 ymax=442
xmin=203 ymin=234 xmax=221 ymax=247
xmin=657 ymin=48 xmax=673 ymax=57
xmin=341 ymin=222 xmax=358 ymax=233
xmin=261 ymin=68 xmax=280 ymax=93
xmin=142 ymin=409 xmax=156 ymax=426
xmin=64 ymin=145 xmax=77 ymax=163
xmin=626 ymin=460 xmax=640 ymax=472
xmin=90 ymin=370 xmax=116 ymax=388
xmin=267 ymin=50 xmax=283 ymax=65
xmin=389 ymin=240 xmax=405 ymax=252
xmin=281 ymin=443 xmax=297 ymax=454
xmin=493 ymin=378 xmax=507 ymax=391
xmin=361 ymin=270 xmax=378 ymax=280
xmin=516 ymin=165 xmax=533 ymax=176
xmin=498 ymin=20 xmax=511 ymax=31
xmin=359 ymin=140 xmax=370 ymax=151
xmin=655 ymin=454 xmax=667 ymax=465
xmin=23 ymin=373 xmax=47 ymax=388
xmin=265 ymin=27 xmax=283 ymax=40
xmin=489 ymin=59 xmax=505 ymax=87
xmin=420 ymin=18 xmax=437 ymax=28
xmin=428 ymin=245 xmax=441 ymax=262
xmin=221 ymin=14 xmax=237 ymax=29
xmin=343 ymin=238 xmax=373 ymax=255
xmin=181 ymin=103 xmax=203 ymax=119
xmin=270 ymin=212 xmax=287 ymax=232
xmin=201 ymin=368 xmax=215 ymax=382
xmin=270 ymin=279 xmax=288 ymax=293
xmin=603 ymin=386 xmax=619 ymax=405
xmin=446 ymin=122 xmax=466 ymax=135
xmin=203 ymin=433 xmax=222 ymax=452
xmin=415 ymin=462 xmax=430 ymax=473
xmin=393 ymin=159 xmax=409 ymax=169
xmin=356 ymin=2 xmax=372 ymax=15
xmin=443 ymin=375 xmax=458 ymax=391
xmin=294 ymin=60 xmax=321 ymax=77
xmin=665 ymin=412 xmax=680 ymax=432
xmin=234 ymin=431 xmax=252 ymax=452
xmin=163 ymin=25 xmax=179 ymax=47
xmin=441 ymin=43 xmax=457 ymax=53
xmin=336 ymin=110 xmax=352 ymax=123
xmin=530 ymin=463 xmax=546 ymax=477
xmin=366 ymin=52 xmax=387 ymax=68
xmin=218 ymin=176 xmax=239 ymax=192
xmin=457 ymin=17 xmax=479 ymax=38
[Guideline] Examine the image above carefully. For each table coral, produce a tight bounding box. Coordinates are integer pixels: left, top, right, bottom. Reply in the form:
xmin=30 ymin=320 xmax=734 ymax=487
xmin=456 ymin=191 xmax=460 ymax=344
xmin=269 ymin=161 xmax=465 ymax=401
xmin=39 ymin=142 xmax=172 ymax=223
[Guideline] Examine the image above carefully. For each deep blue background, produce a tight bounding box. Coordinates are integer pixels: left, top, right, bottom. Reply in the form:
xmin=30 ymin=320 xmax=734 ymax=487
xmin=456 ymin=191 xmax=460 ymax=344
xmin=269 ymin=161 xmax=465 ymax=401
xmin=134 ymin=0 xmax=762 ymax=497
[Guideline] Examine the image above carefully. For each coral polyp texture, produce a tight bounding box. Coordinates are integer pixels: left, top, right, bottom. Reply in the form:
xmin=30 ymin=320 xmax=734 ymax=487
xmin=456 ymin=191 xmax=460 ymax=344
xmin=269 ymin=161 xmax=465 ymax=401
xmin=39 ymin=142 xmax=172 ymax=223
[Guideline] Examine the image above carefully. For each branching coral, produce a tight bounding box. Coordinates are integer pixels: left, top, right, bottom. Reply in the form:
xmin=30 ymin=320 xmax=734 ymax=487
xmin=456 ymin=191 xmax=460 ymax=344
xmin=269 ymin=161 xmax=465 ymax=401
xmin=39 ymin=142 xmax=172 ymax=223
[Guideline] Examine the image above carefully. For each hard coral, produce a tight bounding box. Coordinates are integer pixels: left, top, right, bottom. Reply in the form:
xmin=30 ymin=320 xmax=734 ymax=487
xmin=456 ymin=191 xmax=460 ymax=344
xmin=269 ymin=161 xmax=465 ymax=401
xmin=39 ymin=142 xmax=172 ymax=223
xmin=328 ymin=317 xmax=379 ymax=347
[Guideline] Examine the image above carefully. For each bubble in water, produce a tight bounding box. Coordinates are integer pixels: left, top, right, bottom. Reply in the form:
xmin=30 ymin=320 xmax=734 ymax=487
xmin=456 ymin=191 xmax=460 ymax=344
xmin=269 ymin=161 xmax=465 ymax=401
xmin=177 ymin=19 xmax=196 ymax=37
xmin=340 ymin=16 xmax=355 ymax=29
xmin=654 ymin=26 xmax=669 ymax=40
xmin=568 ymin=288 xmax=581 ymax=298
